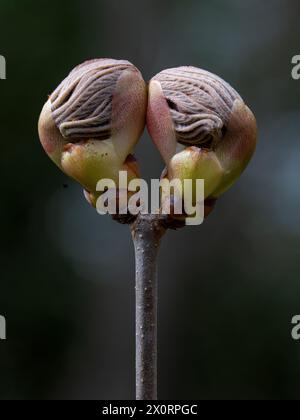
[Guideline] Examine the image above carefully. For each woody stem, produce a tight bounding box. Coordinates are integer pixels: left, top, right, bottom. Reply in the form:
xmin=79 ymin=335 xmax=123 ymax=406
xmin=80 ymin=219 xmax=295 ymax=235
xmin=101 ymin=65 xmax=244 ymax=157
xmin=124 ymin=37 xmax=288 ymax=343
xmin=130 ymin=214 xmax=167 ymax=400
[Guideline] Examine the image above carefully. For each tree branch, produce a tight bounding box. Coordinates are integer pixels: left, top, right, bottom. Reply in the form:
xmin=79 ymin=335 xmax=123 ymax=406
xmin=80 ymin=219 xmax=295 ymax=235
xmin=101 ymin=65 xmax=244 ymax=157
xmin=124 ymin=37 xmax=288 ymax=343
xmin=130 ymin=214 xmax=167 ymax=400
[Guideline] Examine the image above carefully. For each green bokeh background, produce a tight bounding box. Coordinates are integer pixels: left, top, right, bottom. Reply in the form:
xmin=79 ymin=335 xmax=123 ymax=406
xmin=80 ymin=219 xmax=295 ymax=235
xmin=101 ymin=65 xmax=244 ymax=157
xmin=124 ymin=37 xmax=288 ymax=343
xmin=0 ymin=0 xmax=300 ymax=400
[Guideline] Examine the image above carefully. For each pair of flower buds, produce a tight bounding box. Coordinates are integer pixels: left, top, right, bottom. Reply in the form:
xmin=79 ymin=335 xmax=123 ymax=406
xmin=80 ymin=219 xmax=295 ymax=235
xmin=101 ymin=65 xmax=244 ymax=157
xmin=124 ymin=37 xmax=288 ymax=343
xmin=38 ymin=59 xmax=257 ymax=218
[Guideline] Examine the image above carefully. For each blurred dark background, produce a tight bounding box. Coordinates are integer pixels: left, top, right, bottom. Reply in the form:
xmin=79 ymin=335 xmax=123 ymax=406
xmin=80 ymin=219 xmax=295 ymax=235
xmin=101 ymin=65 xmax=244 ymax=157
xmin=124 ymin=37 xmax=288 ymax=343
xmin=0 ymin=0 xmax=300 ymax=400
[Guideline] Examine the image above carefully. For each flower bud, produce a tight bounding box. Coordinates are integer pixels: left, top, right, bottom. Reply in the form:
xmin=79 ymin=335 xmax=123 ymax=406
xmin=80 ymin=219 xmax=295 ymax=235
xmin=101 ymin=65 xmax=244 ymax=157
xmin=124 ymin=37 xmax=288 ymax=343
xmin=38 ymin=59 xmax=147 ymax=205
xmin=147 ymin=66 xmax=257 ymax=206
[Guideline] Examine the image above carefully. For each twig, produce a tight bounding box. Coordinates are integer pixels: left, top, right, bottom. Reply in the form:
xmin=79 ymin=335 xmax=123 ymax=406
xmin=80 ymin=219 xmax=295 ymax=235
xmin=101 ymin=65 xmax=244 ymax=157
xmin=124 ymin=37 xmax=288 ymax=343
xmin=130 ymin=214 xmax=167 ymax=400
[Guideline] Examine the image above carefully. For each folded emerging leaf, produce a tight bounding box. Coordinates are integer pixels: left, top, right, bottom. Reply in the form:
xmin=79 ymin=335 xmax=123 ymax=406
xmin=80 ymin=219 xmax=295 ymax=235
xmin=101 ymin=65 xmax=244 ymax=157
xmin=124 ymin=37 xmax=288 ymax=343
xmin=147 ymin=66 xmax=257 ymax=213
xmin=39 ymin=59 xmax=147 ymax=206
